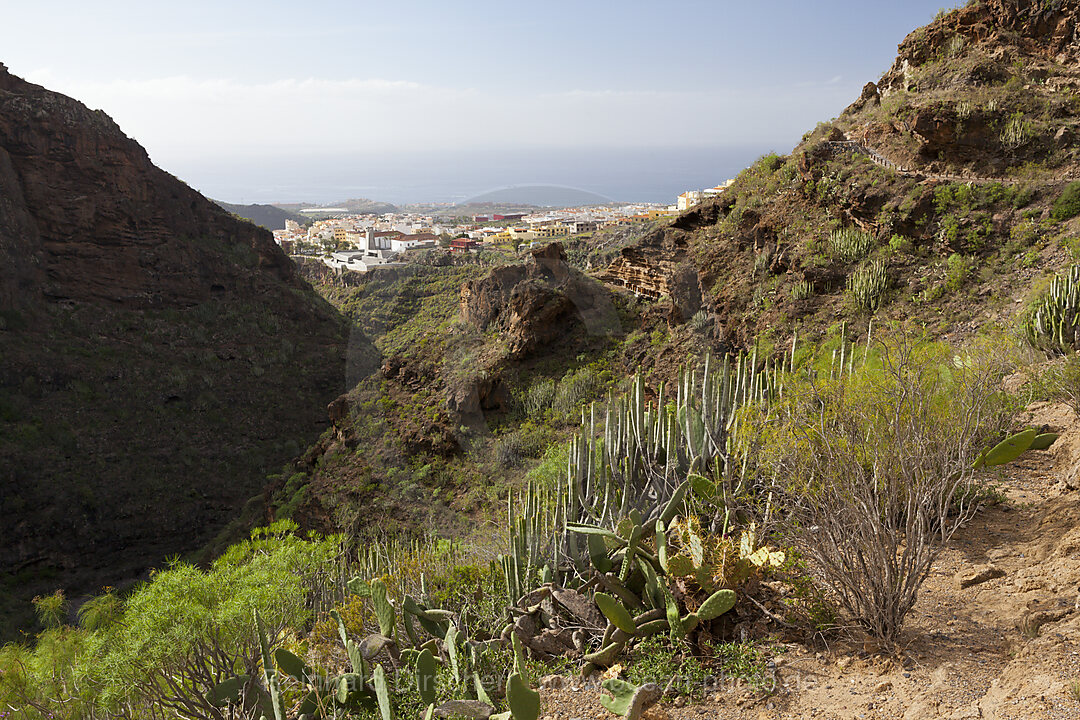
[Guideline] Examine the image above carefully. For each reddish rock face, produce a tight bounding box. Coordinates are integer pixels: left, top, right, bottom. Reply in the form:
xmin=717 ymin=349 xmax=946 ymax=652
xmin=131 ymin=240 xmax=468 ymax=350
xmin=0 ymin=64 xmax=347 ymax=620
xmin=0 ymin=64 xmax=298 ymax=310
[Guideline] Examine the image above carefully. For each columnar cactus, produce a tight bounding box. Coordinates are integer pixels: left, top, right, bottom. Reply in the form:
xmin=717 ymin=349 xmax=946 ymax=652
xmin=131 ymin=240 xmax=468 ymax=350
xmin=1026 ymin=265 xmax=1080 ymax=352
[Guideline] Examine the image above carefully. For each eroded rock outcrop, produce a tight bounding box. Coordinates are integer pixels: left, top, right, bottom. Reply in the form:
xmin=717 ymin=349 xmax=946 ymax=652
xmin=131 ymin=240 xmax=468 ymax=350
xmin=461 ymin=243 xmax=619 ymax=359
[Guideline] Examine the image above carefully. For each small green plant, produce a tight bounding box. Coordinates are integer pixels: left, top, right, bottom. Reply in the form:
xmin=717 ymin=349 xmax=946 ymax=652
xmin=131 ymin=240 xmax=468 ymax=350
xmin=830 ymin=227 xmax=874 ymax=263
xmin=625 ymin=636 xmax=706 ymax=695
xmin=522 ymin=379 xmax=556 ymax=419
xmin=946 ymin=254 xmax=974 ymax=291
xmin=31 ymin=590 xmax=68 ymax=629
xmin=791 ymin=280 xmax=813 ymax=301
xmin=689 ymin=309 xmax=711 ymax=334
xmin=552 ymin=366 xmax=607 ymax=420
xmin=947 ymin=34 xmax=966 ymax=56
xmin=888 ymin=234 xmax=913 ymax=255
xmin=847 ymin=259 xmax=889 ymax=312
xmin=709 ymin=641 xmax=769 ymax=687
xmin=1068 ymin=679 xmax=1080 ymax=703
xmin=1052 ymin=182 xmax=1080 ymax=222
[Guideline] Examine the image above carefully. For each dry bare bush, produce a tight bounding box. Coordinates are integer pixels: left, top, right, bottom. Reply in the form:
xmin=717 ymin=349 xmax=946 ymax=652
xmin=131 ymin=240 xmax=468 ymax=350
xmin=768 ymin=336 xmax=1014 ymax=644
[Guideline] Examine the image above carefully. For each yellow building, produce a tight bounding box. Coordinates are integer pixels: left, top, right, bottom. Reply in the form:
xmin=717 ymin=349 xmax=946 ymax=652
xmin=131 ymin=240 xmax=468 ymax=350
xmin=509 ymin=227 xmax=538 ymax=241
xmin=533 ymin=224 xmax=571 ymax=238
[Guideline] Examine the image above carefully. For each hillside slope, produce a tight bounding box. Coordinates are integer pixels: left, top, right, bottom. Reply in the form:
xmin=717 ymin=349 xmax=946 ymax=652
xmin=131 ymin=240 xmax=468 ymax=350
xmin=0 ymin=63 xmax=348 ymax=635
xmin=594 ymin=0 xmax=1080 ymax=354
xmin=213 ymin=200 xmax=306 ymax=231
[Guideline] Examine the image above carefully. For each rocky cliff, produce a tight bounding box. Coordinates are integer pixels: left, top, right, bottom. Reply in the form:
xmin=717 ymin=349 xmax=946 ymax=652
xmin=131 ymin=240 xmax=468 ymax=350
xmin=0 ymin=63 xmax=347 ymax=634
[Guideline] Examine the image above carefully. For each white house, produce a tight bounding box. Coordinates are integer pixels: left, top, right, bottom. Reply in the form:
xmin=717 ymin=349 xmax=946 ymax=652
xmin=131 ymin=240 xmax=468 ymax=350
xmin=390 ymin=233 xmax=438 ymax=252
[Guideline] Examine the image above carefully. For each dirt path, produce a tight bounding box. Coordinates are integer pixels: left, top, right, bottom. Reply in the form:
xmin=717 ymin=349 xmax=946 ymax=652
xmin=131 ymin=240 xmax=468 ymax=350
xmin=539 ymin=403 xmax=1080 ymax=720
xmin=824 ymin=136 xmax=1080 ymax=186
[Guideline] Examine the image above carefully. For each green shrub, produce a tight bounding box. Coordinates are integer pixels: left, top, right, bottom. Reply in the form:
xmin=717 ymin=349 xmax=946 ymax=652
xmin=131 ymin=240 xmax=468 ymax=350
xmin=1052 ymin=182 xmax=1080 ymax=222
xmin=766 ymin=335 xmax=1016 ymax=644
xmin=689 ymin=309 xmax=711 ymax=333
xmin=494 ymin=433 xmax=526 ymax=467
xmin=888 ymin=234 xmax=913 ymax=255
xmin=946 ymin=253 xmax=974 ymax=291
xmin=31 ymin=590 xmax=67 ymax=630
xmin=522 ymin=378 xmax=556 ymax=419
xmin=77 ymin=591 xmax=123 ymax=631
xmin=552 ymin=366 xmax=606 ymax=420
xmin=625 ymin=636 xmax=707 ymax=697
xmin=1 ymin=523 xmax=341 ymax=720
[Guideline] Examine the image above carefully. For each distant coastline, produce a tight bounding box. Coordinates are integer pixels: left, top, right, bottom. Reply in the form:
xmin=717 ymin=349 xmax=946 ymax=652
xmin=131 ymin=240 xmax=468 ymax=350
xmin=170 ymin=144 xmax=779 ymax=206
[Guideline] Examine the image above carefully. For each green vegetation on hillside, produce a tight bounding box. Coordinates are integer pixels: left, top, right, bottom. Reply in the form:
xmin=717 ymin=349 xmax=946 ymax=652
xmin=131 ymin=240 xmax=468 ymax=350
xmin=3 ymin=325 xmax=1050 ymax=720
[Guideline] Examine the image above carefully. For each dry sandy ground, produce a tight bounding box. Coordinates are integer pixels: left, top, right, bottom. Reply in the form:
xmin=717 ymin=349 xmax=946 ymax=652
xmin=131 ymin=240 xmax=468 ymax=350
xmin=538 ymin=403 xmax=1080 ymax=720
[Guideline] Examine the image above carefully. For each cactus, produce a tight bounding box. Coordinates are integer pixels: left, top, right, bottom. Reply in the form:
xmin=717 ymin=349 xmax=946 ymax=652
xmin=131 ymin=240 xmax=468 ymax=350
xmin=446 ymin=624 xmax=462 ymax=684
xmin=1025 ymin=265 xmax=1080 ymax=352
xmin=583 ymin=640 xmax=626 ymax=666
xmin=594 ymin=593 xmax=637 ymax=634
xmin=599 ymin=679 xmax=661 ymax=720
xmin=371 ymin=578 xmax=396 ymax=639
xmin=1030 ymin=432 xmax=1059 ymax=451
xmin=618 ymin=523 xmax=643 ymax=583
xmin=403 ymin=595 xmax=450 ymax=641
xmin=346 ymin=576 xmax=372 ymax=597
xmin=829 ymin=227 xmax=874 ymax=263
xmin=273 ymin=647 xmax=312 ymax=685
xmin=588 ymin=533 xmax=613 ymax=574
xmin=519 ymin=350 xmax=778 ymax=584
xmin=415 ymin=648 xmax=437 ymax=706
xmin=254 ymin=611 xmax=287 ymax=720
xmin=330 ymin=608 xmax=366 ymax=676
xmin=473 ymin=671 xmax=494 ymax=706
xmin=696 ymin=588 xmax=737 ymax=620
xmin=510 ymin=631 xmax=529 ymax=683
xmin=205 ymin=674 xmax=247 ymax=708
xmin=976 ymin=428 xmax=1037 ymax=468
xmin=655 ymin=520 xmax=670 ymax=575
xmin=505 ymin=672 xmax=540 ymax=720
xmin=373 ymin=664 xmax=392 ymax=720
xmin=847 ymin=259 xmax=888 ymax=312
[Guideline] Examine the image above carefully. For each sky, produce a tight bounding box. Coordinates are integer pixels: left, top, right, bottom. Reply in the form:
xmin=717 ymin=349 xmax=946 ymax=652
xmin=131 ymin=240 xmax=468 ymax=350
xmin=3 ymin=1 xmax=964 ymax=204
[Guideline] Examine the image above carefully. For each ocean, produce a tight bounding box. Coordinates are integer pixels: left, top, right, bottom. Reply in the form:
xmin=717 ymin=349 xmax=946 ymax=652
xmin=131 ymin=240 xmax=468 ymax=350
xmin=159 ymin=145 xmax=784 ymax=206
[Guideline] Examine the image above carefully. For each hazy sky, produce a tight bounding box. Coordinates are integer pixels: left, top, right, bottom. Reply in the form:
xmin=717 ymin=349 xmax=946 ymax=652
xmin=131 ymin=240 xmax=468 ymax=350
xmin=3 ymin=0 xmax=962 ymax=203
